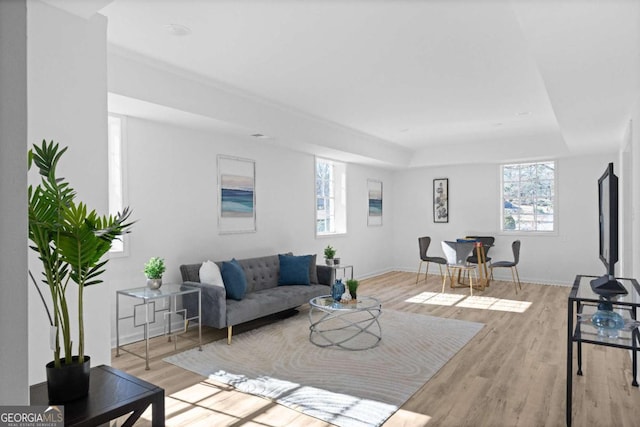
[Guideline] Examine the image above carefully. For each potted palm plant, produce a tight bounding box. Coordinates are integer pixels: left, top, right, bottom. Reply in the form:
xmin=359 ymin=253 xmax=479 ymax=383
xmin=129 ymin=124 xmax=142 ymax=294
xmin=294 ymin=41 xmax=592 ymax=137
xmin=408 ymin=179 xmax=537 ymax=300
xmin=28 ymin=140 xmax=134 ymax=403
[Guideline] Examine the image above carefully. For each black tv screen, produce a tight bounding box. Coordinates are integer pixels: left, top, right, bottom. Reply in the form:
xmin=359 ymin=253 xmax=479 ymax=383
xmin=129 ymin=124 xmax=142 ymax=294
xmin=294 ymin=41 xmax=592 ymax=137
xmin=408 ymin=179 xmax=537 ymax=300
xmin=598 ymin=162 xmax=618 ymax=275
xmin=591 ymin=162 xmax=626 ymax=296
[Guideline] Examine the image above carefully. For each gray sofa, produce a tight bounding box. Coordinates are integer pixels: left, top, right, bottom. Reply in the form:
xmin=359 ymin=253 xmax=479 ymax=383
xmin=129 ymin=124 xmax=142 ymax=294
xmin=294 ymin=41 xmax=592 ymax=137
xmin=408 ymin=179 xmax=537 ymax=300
xmin=180 ymin=254 xmax=332 ymax=344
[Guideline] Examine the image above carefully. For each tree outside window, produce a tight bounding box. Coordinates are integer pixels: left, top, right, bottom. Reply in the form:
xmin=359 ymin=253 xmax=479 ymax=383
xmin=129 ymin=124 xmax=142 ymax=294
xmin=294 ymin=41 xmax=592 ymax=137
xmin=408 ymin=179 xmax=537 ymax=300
xmin=501 ymin=161 xmax=555 ymax=232
xmin=316 ymin=158 xmax=346 ymax=235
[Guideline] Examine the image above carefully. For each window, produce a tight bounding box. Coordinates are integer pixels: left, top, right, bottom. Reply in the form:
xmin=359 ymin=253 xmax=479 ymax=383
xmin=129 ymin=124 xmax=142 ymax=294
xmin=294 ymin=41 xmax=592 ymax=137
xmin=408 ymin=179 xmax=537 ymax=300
xmin=315 ymin=157 xmax=347 ymax=235
xmin=108 ymin=115 xmax=127 ymax=253
xmin=501 ymin=161 xmax=555 ymax=232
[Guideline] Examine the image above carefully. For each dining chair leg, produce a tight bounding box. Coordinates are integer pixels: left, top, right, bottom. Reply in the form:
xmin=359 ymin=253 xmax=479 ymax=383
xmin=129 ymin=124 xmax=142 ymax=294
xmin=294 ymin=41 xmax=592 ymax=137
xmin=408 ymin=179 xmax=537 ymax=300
xmin=510 ymin=267 xmax=518 ymax=294
xmin=424 ymin=262 xmax=431 ymax=282
xmin=438 ymin=264 xmax=444 ymax=281
xmin=469 ymin=269 xmax=473 ymax=296
xmin=416 ymin=261 xmax=423 ymax=284
xmin=442 ymin=266 xmax=451 ymax=293
xmin=514 ymin=266 xmax=522 ymax=291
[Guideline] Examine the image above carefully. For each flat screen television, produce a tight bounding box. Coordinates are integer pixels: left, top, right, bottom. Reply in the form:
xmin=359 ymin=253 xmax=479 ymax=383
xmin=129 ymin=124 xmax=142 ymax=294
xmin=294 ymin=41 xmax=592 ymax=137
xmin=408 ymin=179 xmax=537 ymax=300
xmin=590 ymin=162 xmax=627 ymax=296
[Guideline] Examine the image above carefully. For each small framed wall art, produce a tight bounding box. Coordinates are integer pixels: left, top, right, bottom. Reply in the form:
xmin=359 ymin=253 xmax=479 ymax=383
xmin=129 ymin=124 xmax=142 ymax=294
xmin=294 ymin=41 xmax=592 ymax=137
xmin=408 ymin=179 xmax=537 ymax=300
xmin=433 ymin=178 xmax=448 ymax=223
xmin=367 ymin=179 xmax=383 ymax=226
xmin=217 ymin=155 xmax=256 ymax=234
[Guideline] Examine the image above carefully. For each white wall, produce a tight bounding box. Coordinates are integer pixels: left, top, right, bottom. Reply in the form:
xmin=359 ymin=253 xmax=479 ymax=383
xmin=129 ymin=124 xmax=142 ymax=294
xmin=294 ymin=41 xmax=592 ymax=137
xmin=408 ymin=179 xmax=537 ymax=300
xmin=108 ymin=117 xmax=394 ymax=344
xmin=392 ymin=154 xmax=617 ymax=286
xmin=0 ymin=0 xmax=29 ymax=404
xmin=621 ymin=121 xmax=634 ymax=278
xmin=27 ymin=1 xmax=110 ymax=384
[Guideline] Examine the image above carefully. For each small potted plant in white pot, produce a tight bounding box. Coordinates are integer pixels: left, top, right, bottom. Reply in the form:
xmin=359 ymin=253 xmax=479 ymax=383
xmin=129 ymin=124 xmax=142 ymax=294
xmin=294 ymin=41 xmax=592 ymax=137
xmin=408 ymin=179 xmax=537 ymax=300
xmin=144 ymin=257 xmax=166 ymax=289
xmin=324 ymin=245 xmax=336 ymax=265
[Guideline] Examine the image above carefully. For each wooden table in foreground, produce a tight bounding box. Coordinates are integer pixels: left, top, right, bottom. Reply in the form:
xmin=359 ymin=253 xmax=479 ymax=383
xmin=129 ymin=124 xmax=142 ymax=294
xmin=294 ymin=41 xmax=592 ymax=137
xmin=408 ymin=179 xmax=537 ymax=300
xmin=30 ymin=364 xmax=165 ymax=427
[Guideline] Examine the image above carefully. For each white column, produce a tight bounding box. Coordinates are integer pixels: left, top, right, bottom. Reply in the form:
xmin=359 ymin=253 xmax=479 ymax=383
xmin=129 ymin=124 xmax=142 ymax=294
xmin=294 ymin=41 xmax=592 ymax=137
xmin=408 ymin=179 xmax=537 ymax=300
xmin=0 ymin=0 xmax=29 ymax=405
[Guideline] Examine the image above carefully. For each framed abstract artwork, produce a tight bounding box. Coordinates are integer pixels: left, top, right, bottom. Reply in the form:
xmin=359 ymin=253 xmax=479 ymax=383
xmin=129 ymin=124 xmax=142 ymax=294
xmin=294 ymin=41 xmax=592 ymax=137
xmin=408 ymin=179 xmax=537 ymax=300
xmin=217 ymin=155 xmax=256 ymax=234
xmin=367 ymin=179 xmax=383 ymax=226
xmin=433 ymin=178 xmax=448 ymax=223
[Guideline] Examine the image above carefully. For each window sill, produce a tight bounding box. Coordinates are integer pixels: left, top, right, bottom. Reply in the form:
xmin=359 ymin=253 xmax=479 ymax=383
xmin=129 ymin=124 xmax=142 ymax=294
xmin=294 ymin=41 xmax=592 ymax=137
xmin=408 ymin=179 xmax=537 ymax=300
xmin=498 ymin=230 xmax=558 ymax=237
xmin=316 ymin=232 xmax=347 ymax=239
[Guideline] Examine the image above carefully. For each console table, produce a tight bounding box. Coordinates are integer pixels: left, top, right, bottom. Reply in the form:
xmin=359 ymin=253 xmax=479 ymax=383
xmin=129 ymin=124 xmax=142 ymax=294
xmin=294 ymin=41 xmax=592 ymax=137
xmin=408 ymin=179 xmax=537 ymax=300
xmin=30 ymin=365 xmax=164 ymax=426
xmin=566 ymin=274 xmax=640 ymax=426
xmin=116 ymin=284 xmax=202 ymax=370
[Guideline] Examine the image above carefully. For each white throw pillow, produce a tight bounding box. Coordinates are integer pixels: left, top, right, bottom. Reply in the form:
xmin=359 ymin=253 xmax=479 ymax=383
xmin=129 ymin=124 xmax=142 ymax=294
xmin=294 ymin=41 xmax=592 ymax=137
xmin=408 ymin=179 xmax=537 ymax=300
xmin=199 ymin=260 xmax=224 ymax=287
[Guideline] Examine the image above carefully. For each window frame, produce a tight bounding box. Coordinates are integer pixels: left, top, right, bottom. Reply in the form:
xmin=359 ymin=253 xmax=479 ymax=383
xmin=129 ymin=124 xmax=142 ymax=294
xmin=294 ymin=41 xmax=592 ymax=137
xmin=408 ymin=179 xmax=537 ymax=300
xmin=107 ymin=114 xmax=130 ymax=256
xmin=499 ymin=160 xmax=558 ymax=235
xmin=315 ymin=157 xmax=347 ymax=237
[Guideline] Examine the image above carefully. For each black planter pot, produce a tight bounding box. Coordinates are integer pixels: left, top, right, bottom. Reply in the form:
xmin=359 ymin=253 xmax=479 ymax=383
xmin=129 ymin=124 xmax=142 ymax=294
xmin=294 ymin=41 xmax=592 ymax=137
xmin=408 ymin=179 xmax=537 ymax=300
xmin=46 ymin=356 xmax=91 ymax=403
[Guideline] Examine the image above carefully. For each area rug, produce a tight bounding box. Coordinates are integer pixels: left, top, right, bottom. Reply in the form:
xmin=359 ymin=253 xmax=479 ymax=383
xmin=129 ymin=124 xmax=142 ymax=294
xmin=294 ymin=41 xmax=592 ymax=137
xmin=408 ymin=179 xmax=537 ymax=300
xmin=164 ymin=309 xmax=484 ymax=427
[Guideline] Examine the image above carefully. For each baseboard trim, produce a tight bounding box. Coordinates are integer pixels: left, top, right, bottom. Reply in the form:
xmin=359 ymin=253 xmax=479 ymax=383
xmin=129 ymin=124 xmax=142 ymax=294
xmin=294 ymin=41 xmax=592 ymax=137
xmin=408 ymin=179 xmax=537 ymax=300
xmin=380 ymin=267 xmax=573 ymax=287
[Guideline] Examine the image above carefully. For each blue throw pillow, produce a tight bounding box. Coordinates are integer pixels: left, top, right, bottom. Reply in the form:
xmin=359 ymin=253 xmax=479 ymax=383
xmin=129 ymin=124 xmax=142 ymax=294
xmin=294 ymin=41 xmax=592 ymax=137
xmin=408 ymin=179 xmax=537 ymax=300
xmin=278 ymin=254 xmax=311 ymax=286
xmin=221 ymin=258 xmax=247 ymax=300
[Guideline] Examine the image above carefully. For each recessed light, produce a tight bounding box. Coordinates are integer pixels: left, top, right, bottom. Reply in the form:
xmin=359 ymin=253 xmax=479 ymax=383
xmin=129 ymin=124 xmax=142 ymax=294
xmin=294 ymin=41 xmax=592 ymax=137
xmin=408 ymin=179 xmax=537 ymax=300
xmin=164 ymin=24 xmax=191 ymax=36
xmin=251 ymin=133 xmax=270 ymax=139
xmin=516 ymin=111 xmax=532 ymax=117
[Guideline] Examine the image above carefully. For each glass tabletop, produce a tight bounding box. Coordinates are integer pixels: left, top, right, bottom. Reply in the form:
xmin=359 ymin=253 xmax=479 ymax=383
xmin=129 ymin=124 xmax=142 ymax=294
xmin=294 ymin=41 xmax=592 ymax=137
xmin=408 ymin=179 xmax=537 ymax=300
xmin=571 ymin=275 xmax=640 ymax=306
xmin=117 ymin=283 xmax=199 ymax=300
xmin=310 ymin=295 xmax=380 ymax=311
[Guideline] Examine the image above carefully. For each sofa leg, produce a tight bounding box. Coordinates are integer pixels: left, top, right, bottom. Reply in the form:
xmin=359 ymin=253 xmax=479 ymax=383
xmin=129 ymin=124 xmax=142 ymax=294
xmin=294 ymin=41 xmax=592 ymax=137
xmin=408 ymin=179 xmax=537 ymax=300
xmin=227 ymin=326 xmax=232 ymax=345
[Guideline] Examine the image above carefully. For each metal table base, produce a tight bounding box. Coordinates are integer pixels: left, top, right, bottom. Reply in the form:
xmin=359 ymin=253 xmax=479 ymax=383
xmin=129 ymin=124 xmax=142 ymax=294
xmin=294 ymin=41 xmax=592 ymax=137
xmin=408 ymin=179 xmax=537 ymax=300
xmin=116 ymin=284 xmax=202 ymax=370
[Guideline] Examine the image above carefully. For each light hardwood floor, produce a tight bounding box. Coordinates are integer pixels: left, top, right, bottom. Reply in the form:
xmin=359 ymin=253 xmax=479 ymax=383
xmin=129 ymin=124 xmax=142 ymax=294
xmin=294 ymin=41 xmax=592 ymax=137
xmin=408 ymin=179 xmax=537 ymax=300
xmin=111 ymin=272 xmax=640 ymax=426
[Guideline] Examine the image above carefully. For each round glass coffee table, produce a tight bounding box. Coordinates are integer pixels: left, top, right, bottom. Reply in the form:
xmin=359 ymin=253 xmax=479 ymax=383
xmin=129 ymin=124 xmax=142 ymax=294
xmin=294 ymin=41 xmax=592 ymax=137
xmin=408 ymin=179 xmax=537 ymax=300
xmin=308 ymin=295 xmax=382 ymax=350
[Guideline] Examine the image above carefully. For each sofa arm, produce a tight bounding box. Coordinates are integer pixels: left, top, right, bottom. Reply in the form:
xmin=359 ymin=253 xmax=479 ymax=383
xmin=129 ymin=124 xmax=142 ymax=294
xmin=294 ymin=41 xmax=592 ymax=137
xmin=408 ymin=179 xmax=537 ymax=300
xmin=316 ymin=265 xmax=333 ymax=286
xmin=181 ymin=281 xmax=227 ymax=329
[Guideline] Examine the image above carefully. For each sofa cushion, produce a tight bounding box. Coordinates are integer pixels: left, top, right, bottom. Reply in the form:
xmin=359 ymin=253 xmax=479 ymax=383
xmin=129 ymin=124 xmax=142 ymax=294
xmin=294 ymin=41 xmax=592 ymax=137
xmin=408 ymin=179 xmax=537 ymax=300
xmin=237 ymin=255 xmax=280 ymax=293
xmin=280 ymin=253 xmax=318 ymax=284
xmin=221 ymin=258 xmax=247 ymax=300
xmin=225 ymin=284 xmax=328 ymax=326
xmin=309 ymin=254 xmax=318 ymax=284
xmin=199 ymin=260 xmax=224 ymax=287
xmin=278 ymin=254 xmax=311 ymax=285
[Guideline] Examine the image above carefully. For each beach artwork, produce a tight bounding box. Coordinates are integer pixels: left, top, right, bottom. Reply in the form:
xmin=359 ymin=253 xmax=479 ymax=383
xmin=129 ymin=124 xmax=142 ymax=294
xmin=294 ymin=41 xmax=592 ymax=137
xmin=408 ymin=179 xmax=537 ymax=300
xmin=217 ymin=155 xmax=256 ymax=233
xmin=367 ymin=179 xmax=383 ymax=226
xmin=369 ymin=190 xmax=382 ymax=216
xmin=221 ymin=174 xmax=254 ymax=217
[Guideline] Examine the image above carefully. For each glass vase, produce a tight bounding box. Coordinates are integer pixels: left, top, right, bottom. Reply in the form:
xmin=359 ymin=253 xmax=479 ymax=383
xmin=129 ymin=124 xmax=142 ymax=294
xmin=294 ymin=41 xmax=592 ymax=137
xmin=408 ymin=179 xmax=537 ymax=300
xmin=331 ymin=279 xmax=345 ymax=302
xmin=591 ymin=300 xmax=625 ymax=338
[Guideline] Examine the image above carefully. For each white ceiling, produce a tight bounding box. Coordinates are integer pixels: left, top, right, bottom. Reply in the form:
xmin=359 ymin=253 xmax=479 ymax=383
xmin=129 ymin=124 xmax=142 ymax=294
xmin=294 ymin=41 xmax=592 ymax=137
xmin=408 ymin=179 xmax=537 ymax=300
xmin=91 ymin=0 xmax=640 ymax=168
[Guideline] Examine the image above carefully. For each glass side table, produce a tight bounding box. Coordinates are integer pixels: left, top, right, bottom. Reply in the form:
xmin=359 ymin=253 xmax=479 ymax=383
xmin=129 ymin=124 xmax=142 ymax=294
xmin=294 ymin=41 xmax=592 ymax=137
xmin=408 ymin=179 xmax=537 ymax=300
xmin=116 ymin=284 xmax=202 ymax=370
xmin=566 ymin=274 xmax=640 ymax=426
xmin=326 ymin=264 xmax=354 ymax=284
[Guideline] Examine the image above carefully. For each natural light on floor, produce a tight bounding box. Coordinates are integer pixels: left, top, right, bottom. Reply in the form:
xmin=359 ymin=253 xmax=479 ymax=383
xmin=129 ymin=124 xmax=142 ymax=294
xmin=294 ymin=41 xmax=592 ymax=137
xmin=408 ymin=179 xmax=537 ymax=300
xmin=405 ymin=291 xmax=466 ymax=306
xmin=406 ymin=291 xmax=532 ymax=313
xmin=140 ymin=379 xmax=434 ymax=426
